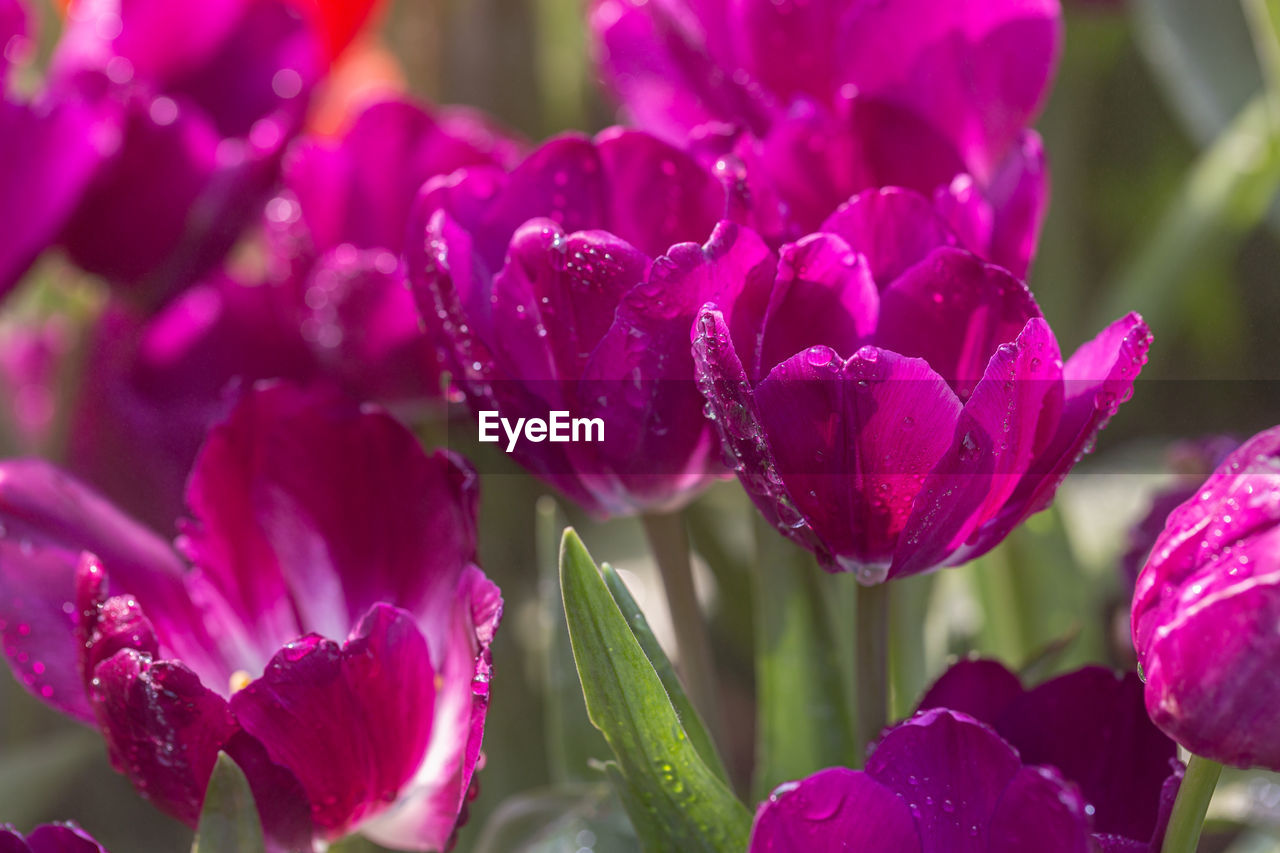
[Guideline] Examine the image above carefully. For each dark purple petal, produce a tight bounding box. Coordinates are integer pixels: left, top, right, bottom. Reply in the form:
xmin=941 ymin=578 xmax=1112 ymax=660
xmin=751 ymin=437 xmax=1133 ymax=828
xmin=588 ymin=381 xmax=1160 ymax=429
xmin=753 ymin=346 xmax=961 ymax=578
xmin=916 ymin=658 xmax=1024 ymax=723
xmin=919 ymin=659 xmax=1184 ymax=847
xmin=995 ymin=667 xmax=1180 ymax=841
xmin=874 ymin=247 xmax=1041 ymax=401
xmin=88 ymin=649 xmax=240 ymax=826
xmin=230 ymin=604 xmax=437 ymax=837
xmin=820 ymin=187 xmax=959 ymax=287
xmin=748 ymin=767 xmax=921 ymax=853
xmin=866 ymin=708 xmax=1022 ymax=853
xmin=179 ymin=384 xmax=480 ymax=658
xmin=987 ymin=766 xmax=1092 ymax=853
xmin=891 ymin=318 xmax=1063 ymax=578
xmin=10 ymin=823 xmax=110 ymax=853
xmin=758 ymin=233 xmax=879 ymax=378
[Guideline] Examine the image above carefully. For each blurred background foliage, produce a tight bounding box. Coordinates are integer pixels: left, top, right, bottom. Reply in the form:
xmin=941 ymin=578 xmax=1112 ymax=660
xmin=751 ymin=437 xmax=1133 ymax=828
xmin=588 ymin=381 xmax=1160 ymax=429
xmin=6 ymin=0 xmax=1280 ymax=850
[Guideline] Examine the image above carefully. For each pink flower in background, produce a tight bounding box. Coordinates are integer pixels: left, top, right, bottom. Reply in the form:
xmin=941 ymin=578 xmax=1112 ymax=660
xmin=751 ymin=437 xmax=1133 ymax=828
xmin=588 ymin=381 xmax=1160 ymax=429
xmin=49 ymin=0 xmax=325 ymax=304
xmin=409 ymin=128 xmax=773 ymax=517
xmin=0 ymin=0 xmax=109 ymax=299
xmin=589 ymin=0 xmax=1061 ymax=275
xmin=0 ymin=384 xmax=502 ymax=852
xmin=265 ymin=95 xmax=523 ymax=402
xmin=694 ymin=189 xmax=1151 ymax=581
xmin=1132 ymin=424 xmax=1280 ymax=771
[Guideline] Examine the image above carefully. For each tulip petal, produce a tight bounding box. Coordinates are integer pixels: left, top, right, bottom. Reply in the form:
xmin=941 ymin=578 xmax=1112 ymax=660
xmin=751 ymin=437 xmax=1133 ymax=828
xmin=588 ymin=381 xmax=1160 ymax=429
xmin=988 ymin=766 xmax=1092 ymax=853
xmin=758 ymin=97 xmax=966 ymax=235
xmin=230 ymin=604 xmax=437 ymax=836
xmin=753 ymin=345 xmax=961 ymax=576
xmin=748 ymin=767 xmax=921 ymax=853
xmin=361 ymin=566 xmax=502 ymax=852
xmin=577 ymin=221 xmax=774 ymax=514
xmin=892 ymin=317 xmax=1062 ymax=577
xmin=835 ymin=0 xmax=1062 ymax=177
xmin=0 ymin=460 xmax=231 ymax=701
xmin=820 ymin=187 xmax=959 ymax=286
xmin=965 ymin=312 xmax=1151 ymax=563
xmin=15 ymin=824 xmax=109 ymax=853
xmin=179 ymin=385 xmax=479 ymax=657
xmin=0 ymin=96 xmax=107 ymax=299
xmin=588 ymin=0 xmax=773 ymax=144
xmin=596 ymin=127 xmax=726 ymax=258
xmin=916 ymin=658 xmax=1024 ymax=723
xmin=758 ymin=233 xmax=878 ymax=378
xmin=994 ymin=667 xmax=1180 ymax=842
xmin=299 ymin=246 xmax=439 ymax=401
xmin=282 ymin=97 xmax=517 ymax=257
xmin=866 ymin=709 xmax=1021 ymax=853
xmin=693 ymin=306 xmax=820 ymax=552
xmin=875 ymin=247 xmax=1041 ymax=401
xmin=983 ymin=131 xmax=1049 ymax=279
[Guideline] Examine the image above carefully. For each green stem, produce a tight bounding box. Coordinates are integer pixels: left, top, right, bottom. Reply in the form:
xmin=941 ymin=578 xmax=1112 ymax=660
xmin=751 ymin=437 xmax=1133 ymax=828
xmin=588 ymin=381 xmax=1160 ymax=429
xmin=1161 ymin=753 xmax=1222 ymax=853
xmin=855 ymin=582 xmax=890 ymax=758
xmin=640 ymin=511 xmax=725 ymax=752
xmin=888 ymin=573 xmax=935 ymax=720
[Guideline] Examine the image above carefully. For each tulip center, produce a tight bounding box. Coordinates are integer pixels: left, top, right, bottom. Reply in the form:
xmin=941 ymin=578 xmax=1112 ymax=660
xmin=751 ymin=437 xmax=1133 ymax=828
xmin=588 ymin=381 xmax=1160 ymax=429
xmin=229 ymin=669 xmax=253 ymax=693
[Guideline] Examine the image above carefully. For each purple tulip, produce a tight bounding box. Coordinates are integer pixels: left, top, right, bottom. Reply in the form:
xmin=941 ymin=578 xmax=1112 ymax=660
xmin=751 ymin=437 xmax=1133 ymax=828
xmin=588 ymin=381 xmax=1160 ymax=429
xmin=750 ymin=708 xmax=1095 ymax=852
xmin=588 ymin=0 xmax=1061 ymax=274
xmin=409 ymin=127 xmax=774 ymax=517
xmin=0 ymin=384 xmax=503 ymax=852
xmin=1132 ymin=424 xmax=1280 ymax=771
xmin=918 ymin=659 xmax=1184 ymax=851
xmin=265 ymin=96 xmax=524 ymax=402
xmin=0 ymin=317 xmax=70 ymax=454
xmin=48 ymin=0 xmax=324 ymax=304
xmin=0 ymin=824 xmax=109 ymax=853
xmin=0 ymin=0 xmax=109 ymax=299
xmin=693 ymin=188 xmax=1151 ymax=581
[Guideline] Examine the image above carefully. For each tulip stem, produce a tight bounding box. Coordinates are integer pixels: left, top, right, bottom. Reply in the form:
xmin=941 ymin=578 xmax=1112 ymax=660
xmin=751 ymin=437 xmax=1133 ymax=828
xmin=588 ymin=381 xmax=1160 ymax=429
xmin=1161 ymin=753 xmax=1222 ymax=853
xmin=855 ymin=582 xmax=890 ymax=756
xmin=641 ymin=511 xmax=724 ymax=753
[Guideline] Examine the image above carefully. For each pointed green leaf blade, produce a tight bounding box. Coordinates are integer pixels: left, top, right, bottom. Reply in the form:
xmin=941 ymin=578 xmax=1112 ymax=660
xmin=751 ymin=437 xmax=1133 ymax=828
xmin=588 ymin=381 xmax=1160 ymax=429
xmin=559 ymin=529 xmax=750 ymax=853
xmin=191 ymin=752 xmax=267 ymax=853
xmin=600 ymin=562 xmax=730 ymax=786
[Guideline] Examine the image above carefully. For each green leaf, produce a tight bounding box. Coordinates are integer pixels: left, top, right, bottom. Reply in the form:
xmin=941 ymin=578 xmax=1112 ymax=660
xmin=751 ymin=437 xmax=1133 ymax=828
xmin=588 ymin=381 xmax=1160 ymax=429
xmin=191 ymin=753 xmax=267 ymax=853
xmin=559 ymin=529 xmax=751 ymax=853
xmin=751 ymin=518 xmax=858 ymax=797
xmin=538 ymin=497 xmax=609 ymax=784
xmin=1133 ymin=0 xmax=1261 ymax=145
xmin=599 ymin=562 xmax=730 ymax=785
